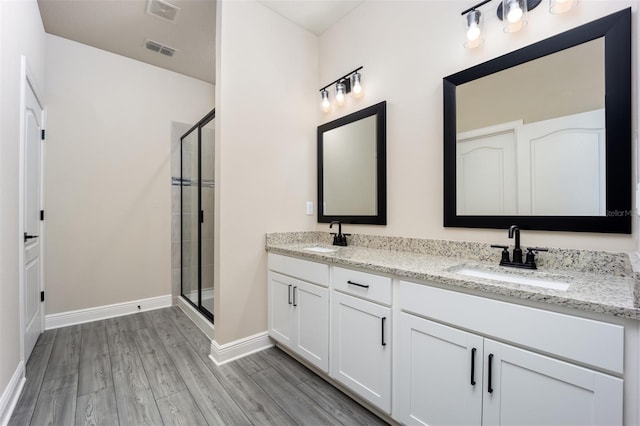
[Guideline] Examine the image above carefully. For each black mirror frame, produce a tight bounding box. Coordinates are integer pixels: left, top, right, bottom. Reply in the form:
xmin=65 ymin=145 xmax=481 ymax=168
xmin=443 ymin=8 xmax=631 ymax=234
xmin=318 ymin=101 xmax=387 ymax=225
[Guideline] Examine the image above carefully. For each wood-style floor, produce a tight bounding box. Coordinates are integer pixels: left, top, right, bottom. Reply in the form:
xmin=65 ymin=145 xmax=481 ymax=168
xmin=8 ymin=306 xmax=388 ymax=425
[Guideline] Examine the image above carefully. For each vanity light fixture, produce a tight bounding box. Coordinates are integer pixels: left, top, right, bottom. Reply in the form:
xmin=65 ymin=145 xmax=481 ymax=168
xmin=319 ymin=66 xmax=363 ymax=111
xmin=549 ymin=0 xmax=576 ymax=14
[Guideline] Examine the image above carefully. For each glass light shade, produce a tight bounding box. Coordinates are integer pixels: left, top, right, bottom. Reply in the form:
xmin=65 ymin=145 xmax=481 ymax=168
xmin=502 ymin=0 xmax=528 ymax=33
xmin=549 ymin=0 xmax=576 ymax=14
xmin=321 ymin=89 xmax=330 ymax=112
xmin=336 ymin=82 xmax=346 ymax=105
xmin=352 ymin=72 xmax=363 ymax=98
xmin=464 ymin=9 xmax=484 ymax=49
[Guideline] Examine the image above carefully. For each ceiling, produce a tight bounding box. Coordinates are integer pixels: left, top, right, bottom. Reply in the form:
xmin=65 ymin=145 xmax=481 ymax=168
xmin=37 ymin=0 xmax=364 ymax=85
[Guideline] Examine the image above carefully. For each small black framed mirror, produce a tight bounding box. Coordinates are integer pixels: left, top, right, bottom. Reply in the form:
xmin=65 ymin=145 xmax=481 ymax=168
xmin=443 ymin=8 xmax=631 ymax=233
xmin=318 ymin=101 xmax=387 ymax=224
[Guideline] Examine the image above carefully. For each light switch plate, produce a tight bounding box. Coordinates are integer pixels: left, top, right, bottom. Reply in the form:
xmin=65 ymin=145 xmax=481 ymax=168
xmin=306 ymin=201 xmax=313 ymax=215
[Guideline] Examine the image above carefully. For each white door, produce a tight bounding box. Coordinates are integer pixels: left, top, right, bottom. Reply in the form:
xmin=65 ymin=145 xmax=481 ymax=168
xmin=22 ymin=69 xmax=45 ymax=360
xmin=397 ymin=312 xmax=483 ymax=426
xmin=330 ymin=291 xmax=391 ymax=413
xmin=483 ymin=339 xmax=623 ymax=426
xmin=293 ymin=280 xmax=329 ymax=372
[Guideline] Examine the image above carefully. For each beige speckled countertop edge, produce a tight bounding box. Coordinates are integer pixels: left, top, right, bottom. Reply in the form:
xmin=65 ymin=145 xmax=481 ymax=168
xmin=266 ymin=240 xmax=640 ymax=321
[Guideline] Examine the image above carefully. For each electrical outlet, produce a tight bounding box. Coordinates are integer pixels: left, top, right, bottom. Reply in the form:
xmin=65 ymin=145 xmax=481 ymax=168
xmin=306 ymin=201 xmax=313 ymax=215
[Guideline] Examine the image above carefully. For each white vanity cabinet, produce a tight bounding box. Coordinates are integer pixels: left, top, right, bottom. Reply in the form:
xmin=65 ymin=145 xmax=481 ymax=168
xmin=398 ymin=280 xmax=624 ymax=426
xmin=268 ymin=254 xmax=329 ymax=372
xmin=330 ymin=266 xmax=392 ymax=413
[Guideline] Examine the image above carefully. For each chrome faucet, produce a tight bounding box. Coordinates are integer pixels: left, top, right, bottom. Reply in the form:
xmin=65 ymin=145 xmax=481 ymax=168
xmin=491 ymin=225 xmax=548 ymax=269
xmin=330 ymin=221 xmax=350 ymax=246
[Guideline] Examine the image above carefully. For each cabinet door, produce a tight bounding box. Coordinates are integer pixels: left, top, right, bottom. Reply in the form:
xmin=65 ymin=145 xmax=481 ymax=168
xmin=331 ymin=291 xmax=391 ymax=413
xmin=483 ymin=339 xmax=623 ymax=426
xmin=268 ymin=272 xmax=295 ymax=346
xmin=397 ymin=312 xmax=483 ymax=425
xmin=294 ymin=280 xmax=329 ymax=372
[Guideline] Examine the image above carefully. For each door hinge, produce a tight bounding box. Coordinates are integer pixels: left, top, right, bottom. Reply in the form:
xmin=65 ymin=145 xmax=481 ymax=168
xmin=40 ymin=291 xmax=45 ymax=302
xmin=41 ymin=129 xmax=45 ymax=140
xmin=40 ymin=210 xmax=45 ymax=221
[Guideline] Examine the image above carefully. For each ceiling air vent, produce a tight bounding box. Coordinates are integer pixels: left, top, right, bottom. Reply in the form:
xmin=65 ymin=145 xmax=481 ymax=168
xmin=145 ymin=39 xmax=178 ymax=57
xmin=147 ymin=0 xmax=180 ymax=23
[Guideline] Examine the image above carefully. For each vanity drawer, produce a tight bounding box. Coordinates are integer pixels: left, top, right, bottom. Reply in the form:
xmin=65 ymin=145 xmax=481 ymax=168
xmin=332 ymin=266 xmax=392 ymax=305
xmin=268 ymin=253 xmax=329 ymax=287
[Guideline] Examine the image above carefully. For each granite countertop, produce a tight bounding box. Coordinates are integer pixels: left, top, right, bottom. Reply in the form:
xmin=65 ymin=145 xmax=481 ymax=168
xmin=266 ymin=235 xmax=640 ymax=321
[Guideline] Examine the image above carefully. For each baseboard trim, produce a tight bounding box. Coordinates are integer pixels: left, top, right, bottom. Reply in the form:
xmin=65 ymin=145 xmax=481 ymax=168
xmin=209 ymin=332 xmax=273 ymax=366
xmin=45 ymin=294 xmax=172 ymax=329
xmin=0 ymin=362 xmax=25 ymax=426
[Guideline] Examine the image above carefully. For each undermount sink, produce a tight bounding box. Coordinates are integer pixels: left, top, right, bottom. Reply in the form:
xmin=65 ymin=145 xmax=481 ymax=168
xmin=451 ymin=266 xmax=571 ymax=291
xmin=303 ymin=246 xmax=337 ymax=253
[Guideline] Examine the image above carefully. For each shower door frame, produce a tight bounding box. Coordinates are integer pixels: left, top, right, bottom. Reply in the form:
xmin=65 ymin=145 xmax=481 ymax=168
xmin=180 ymin=109 xmax=215 ymax=323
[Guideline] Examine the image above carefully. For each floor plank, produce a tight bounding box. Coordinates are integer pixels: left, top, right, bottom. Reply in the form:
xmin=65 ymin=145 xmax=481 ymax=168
xmin=165 ymin=342 xmax=251 ymax=425
xmin=256 ymin=346 xmax=316 ymax=385
xmin=156 ymin=389 xmax=208 ymax=426
xmin=43 ymin=325 xmax=81 ymax=381
xmin=30 ymin=374 xmax=78 ymax=426
xmin=75 ymin=386 xmax=119 ymax=426
xmin=249 ymin=366 xmax=341 ymax=425
xmin=7 ymin=330 xmax=57 ymax=426
xmin=111 ymin=350 xmax=163 ymax=425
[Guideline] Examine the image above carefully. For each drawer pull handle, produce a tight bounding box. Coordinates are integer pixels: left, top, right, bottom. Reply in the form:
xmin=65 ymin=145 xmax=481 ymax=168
xmin=487 ymin=353 xmax=494 ymax=394
xmin=292 ymin=286 xmax=297 ymax=307
xmin=470 ymin=348 xmax=476 ymax=386
xmin=381 ymin=317 xmax=387 ymax=346
xmin=288 ymin=284 xmax=292 ymax=305
xmin=347 ymin=280 xmax=370 ymax=289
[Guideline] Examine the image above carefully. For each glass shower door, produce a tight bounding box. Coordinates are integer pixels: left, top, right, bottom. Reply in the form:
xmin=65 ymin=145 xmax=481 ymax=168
xmin=200 ymin=117 xmax=214 ymax=317
xmin=181 ymin=128 xmax=199 ymax=308
xmin=180 ymin=109 xmax=215 ymax=322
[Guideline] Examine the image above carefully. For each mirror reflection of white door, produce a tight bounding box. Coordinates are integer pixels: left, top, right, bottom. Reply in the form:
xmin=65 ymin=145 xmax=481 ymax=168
xmin=456 ymin=122 xmax=520 ymax=215
xmin=517 ymin=109 xmax=605 ymax=216
xmin=22 ymin=61 xmax=45 ymax=361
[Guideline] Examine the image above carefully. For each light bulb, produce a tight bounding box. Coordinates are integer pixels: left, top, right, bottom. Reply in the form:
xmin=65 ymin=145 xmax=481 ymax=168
xmin=507 ymin=2 xmax=523 ymax=23
xmin=336 ymin=82 xmax=346 ymax=106
xmin=320 ymin=89 xmax=330 ymax=112
xmin=550 ymin=0 xmax=576 ymax=14
xmin=352 ymin=72 xmax=362 ymax=98
xmin=466 ymin=23 xmax=481 ymax=41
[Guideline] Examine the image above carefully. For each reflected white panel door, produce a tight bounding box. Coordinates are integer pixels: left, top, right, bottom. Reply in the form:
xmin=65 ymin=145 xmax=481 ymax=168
xmin=483 ymin=339 xmax=623 ymax=426
xmin=23 ymin=76 xmax=44 ymax=360
xmin=397 ymin=313 xmax=483 ymax=426
xmin=517 ymin=109 xmax=605 ymax=215
xmin=457 ymin=123 xmax=518 ymax=215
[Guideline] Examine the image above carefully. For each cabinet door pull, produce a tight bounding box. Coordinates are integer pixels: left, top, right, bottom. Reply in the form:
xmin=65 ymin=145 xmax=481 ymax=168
xmin=487 ymin=353 xmax=494 ymax=394
xmin=470 ymin=348 xmax=476 ymax=386
xmin=292 ymin=286 xmax=297 ymax=307
xmin=347 ymin=280 xmax=370 ymax=289
xmin=381 ymin=317 xmax=387 ymax=346
xmin=287 ymin=284 xmax=292 ymax=305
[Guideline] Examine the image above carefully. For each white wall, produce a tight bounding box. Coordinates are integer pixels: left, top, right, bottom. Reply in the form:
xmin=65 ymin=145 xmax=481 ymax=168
xmin=214 ymin=0 xmax=317 ymax=344
xmin=44 ymin=35 xmax=214 ymax=315
xmin=0 ymin=0 xmax=46 ymax=415
xmin=318 ymin=0 xmax=638 ymax=252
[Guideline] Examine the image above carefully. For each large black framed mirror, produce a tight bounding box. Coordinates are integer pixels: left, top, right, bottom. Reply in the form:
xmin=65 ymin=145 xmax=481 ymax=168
xmin=443 ymin=8 xmax=631 ymax=233
xmin=318 ymin=101 xmax=387 ymax=224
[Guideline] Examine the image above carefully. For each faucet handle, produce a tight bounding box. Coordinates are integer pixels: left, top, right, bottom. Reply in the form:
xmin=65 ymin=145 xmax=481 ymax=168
xmin=490 ymin=244 xmax=510 ymax=264
xmin=527 ymin=247 xmax=549 ymax=253
xmin=524 ymin=247 xmax=548 ymax=268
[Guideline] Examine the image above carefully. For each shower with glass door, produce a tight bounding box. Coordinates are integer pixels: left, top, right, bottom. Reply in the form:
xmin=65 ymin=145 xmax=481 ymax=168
xmin=181 ymin=109 xmax=215 ymax=322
